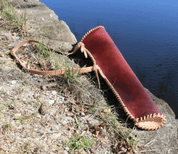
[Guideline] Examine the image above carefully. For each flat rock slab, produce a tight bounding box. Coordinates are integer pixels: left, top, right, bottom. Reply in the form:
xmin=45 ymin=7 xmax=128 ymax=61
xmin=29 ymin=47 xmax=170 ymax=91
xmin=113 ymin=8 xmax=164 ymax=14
xmin=135 ymin=89 xmax=178 ymax=154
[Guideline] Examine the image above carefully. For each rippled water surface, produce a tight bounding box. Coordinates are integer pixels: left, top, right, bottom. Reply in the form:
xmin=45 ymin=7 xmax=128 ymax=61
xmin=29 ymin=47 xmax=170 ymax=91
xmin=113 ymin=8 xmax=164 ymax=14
xmin=40 ymin=0 xmax=178 ymax=117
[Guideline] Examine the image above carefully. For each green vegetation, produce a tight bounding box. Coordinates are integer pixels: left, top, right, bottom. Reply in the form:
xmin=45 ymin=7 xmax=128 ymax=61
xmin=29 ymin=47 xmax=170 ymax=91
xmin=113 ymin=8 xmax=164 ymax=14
xmin=0 ymin=103 xmax=10 ymax=111
xmin=14 ymin=115 xmax=32 ymax=124
xmin=0 ymin=0 xmax=28 ymax=37
xmin=64 ymin=67 xmax=80 ymax=84
xmin=65 ymin=134 xmax=95 ymax=154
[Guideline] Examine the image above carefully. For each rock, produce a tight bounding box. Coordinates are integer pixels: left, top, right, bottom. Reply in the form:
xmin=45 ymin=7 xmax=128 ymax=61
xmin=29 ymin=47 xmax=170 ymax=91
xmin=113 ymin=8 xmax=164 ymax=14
xmin=41 ymin=85 xmax=46 ymax=90
xmin=134 ymin=88 xmax=178 ymax=154
xmin=38 ymin=102 xmax=50 ymax=115
xmin=0 ymin=53 xmax=4 ymax=57
xmin=8 ymin=80 xmax=17 ymax=84
xmin=10 ymin=0 xmax=77 ymax=51
xmin=51 ymin=91 xmax=57 ymax=95
xmin=38 ymin=79 xmax=43 ymax=83
xmin=62 ymin=150 xmax=69 ymax=154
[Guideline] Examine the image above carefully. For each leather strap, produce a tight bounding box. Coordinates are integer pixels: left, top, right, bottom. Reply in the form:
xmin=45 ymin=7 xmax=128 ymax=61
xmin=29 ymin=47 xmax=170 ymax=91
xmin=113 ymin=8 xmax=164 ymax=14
xmin=11 ymin=40 xmax=94 ymax=76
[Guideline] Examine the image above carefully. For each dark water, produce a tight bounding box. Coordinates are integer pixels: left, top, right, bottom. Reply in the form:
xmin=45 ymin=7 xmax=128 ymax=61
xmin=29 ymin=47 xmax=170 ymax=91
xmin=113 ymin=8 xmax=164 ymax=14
xmin=40 ymin=0 xmax=178 ymax=118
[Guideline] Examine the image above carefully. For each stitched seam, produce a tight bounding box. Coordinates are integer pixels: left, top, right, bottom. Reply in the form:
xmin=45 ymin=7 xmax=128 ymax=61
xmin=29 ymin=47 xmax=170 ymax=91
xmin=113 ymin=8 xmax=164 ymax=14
xmin=81 ymin=26 xmax=105 ymax=42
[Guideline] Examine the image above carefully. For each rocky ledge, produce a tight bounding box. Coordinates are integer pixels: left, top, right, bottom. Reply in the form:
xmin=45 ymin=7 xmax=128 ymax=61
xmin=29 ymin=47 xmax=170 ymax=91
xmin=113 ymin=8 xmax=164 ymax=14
xmin=1 ymin=0 xmax=178 ymax=154
xmin=10 ymin=0 xmax=77 ymax=51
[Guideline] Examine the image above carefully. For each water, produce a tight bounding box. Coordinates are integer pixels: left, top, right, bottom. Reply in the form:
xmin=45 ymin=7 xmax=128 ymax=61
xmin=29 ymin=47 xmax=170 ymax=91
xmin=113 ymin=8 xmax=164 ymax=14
xmin=40 ymin=0 xmax=178 ymax=118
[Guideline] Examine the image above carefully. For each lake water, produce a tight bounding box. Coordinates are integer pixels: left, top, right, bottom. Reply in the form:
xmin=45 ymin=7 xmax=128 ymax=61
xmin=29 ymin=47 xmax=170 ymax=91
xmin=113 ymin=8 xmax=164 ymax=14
xmin=40 ymin=0 xmax=178 ymax=118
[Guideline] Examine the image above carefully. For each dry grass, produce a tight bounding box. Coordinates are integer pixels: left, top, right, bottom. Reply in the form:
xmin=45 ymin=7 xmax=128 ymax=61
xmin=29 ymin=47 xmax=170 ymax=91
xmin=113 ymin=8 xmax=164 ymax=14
xmin=0 ymin=0 xmax=28 ymax=37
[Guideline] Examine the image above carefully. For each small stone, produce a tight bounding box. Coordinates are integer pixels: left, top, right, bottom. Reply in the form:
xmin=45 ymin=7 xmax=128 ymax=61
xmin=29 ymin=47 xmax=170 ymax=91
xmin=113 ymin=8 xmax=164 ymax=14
xmin=42 ymin=86 xmax=46 ymax=90
xmin=120 ymin=147 xmax=127 ymax=152
xmin=15 ymin=113 xmax=21 ymax=117
xmin=0 ymin=53 xmax=4 ymax=57
xmin=103 ymin=109 xmax=107 ymax=113
xmin=38 ymin=79 xmax=43 ymax=83
xmin=127 ymin=147 xmax=131 ymax=151
xmin=22 ymin=98 xmax=27 ymax=102
xmin=8 ymin=104 xmax=15 ymax=110
xmin=67 ymin=112 xmax=73 ymax=116
xmin=52 ymin=91 xmax=57 ymax=95
xmin=12 ymin=32 xmax=17 ymax=36
xmin=81 ymin=107 xmax=85 ymax=112
xmin=90 ymin=148 xmax=96 ymax=154
xmin=39 ymin=103 xmax=50 ymax=115
xmin=9 ymin=80 xmax=16 ymax=84
xmin=81 ymin=112 xmax=85 ymax=116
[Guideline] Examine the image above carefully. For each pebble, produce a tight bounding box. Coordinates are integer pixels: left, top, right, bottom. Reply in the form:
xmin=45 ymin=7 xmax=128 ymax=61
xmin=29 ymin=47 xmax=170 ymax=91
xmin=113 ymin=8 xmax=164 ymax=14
xmin=81 ymin=112 xmax=85 ymax=116
xmin=0 ymin=53 xmax=4 ymax=57
xmin=22 ymin=98 xmax=27 ymax=102
xmin=12 ymin=32 xmax=16 ymax=36
xmin=103 ymin=109 xmax=107 ymax=113
xmin=42 ymin=85 xmax=47 ymax=90
xmin=62 ymin=150 xmax=69 ymax=154
xmin=120 ymin=147 xmax=127 ymax=153
xmin=52 ymin=91 xmax=57 ymax=95
xmin=67 ymin=112 xmax=73 ymax=116
xmin=14 ymin=113 xmax=21 ymax=117
xmin=48 ymin=100 xmax=55 ymax=105
xmin=9 ymin=80 xmax=17 ymax=84
xmin=38 ymin=79 xmax=43 ymax=83
xmin=39 ymin=103 xmax=50 ymax=115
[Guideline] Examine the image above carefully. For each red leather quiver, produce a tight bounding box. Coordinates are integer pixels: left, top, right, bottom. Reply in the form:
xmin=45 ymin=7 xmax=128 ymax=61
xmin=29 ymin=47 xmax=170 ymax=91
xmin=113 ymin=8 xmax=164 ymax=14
xmin=81 ymin=26 xmax=166 ymax=130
